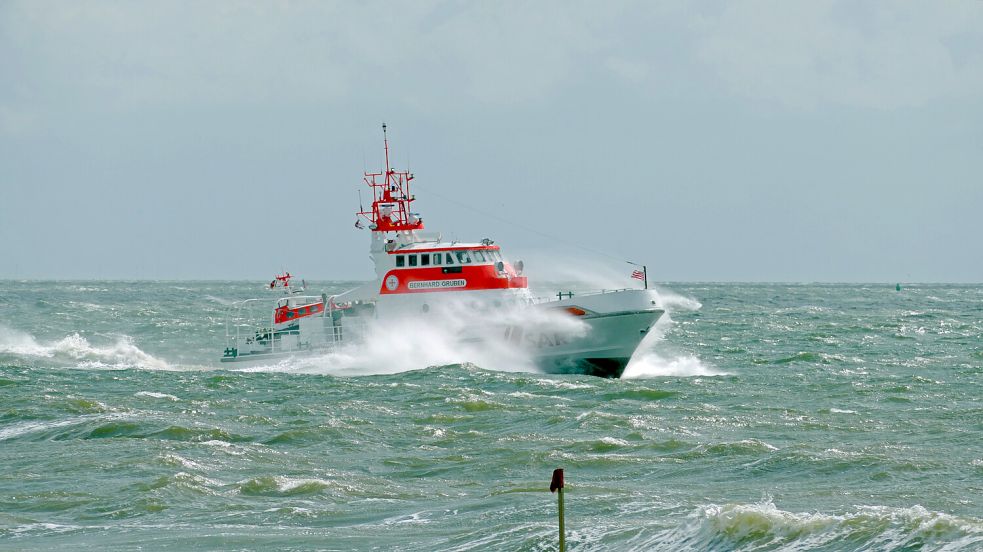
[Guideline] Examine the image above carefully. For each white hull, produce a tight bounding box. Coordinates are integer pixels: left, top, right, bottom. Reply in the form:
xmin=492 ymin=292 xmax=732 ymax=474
xmin=532 ymin=309 xmax=663 ymax=377
xmin=222 ymin=289 xmax=663 ymax=378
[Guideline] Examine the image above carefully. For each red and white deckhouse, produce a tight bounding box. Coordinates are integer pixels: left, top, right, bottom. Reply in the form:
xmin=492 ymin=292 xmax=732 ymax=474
xmin=344 ymin=124 xmax=528 ymax=314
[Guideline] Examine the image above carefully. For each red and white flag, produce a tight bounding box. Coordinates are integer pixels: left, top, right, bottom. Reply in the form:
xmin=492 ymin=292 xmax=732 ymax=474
xmin=631 ymin=269 xmax=644 ymax=281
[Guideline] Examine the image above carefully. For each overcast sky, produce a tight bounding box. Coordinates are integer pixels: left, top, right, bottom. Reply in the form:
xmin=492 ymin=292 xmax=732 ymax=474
xmin=1 ymin=1 xmax=981 ymax=282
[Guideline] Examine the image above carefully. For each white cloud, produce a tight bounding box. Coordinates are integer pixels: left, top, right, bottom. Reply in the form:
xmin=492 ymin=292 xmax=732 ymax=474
xmin=0 ymin=1 xmax=626 ymax=113
xmin=1 ymin=1 xmax=358 ymax=108
xmin=4 ymin=1 xmax=981 ymax=115
xmin=693 ymin=0 xmax=983 ymax=109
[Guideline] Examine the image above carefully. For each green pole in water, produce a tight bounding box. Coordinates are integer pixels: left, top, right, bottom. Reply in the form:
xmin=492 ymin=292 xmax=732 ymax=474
xmin=550 ymin=468 xmax=565 ymax=552
xmin=896 ymin=283 xmax=902 ymax=292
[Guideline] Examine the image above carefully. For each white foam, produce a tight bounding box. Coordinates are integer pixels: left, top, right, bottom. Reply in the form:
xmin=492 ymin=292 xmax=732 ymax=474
xmin=0 ymin=413 xmax=129 ymax=442
xmin=632 ymin=499 xmax=983 ymax=551
xmin=135 ymin=391 xmax=181 ymax=401
xmin=233 ymin=298 xmax=587 ymax=377
xmin=275 ymin=477 xmax=332 ymax=493
xmin=0 ymin=325 xmax=174 ymax=371
xmin=0 ymin=325 xmax=51 ymax=356
xmin=622 ymin=353 xmax=725 ymax=378
xmin=0 ymin=417 xmax=87 ymax=442
xmin=161 ymin=453 xmax=202 ymax=470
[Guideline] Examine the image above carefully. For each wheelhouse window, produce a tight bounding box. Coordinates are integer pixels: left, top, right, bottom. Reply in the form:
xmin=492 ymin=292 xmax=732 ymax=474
xmin=396 ymin=255 xmax=405 ymax=267
xmin=421 ymin=253 xmax=430 ymax=266
xmin=445 ymin=253 xmax=455 ymax=265
xmin=409 ymin=255 xmax=418 ymax=267
xmin=456 ymin=251 xmax=472 ymax=264
xmin=432 ymin=253 xmax=442 ymax=265
xmin=474 ymin=250 xmax=487 ymax=262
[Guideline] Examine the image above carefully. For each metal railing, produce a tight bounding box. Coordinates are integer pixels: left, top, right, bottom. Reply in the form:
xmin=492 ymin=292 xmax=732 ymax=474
xmin=527 ymin=287 xmax=639 ymax=305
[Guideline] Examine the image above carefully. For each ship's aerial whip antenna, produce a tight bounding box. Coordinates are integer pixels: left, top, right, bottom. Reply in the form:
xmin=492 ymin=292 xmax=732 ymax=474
xmin=382 ymin=122 xmax=390 ymax=175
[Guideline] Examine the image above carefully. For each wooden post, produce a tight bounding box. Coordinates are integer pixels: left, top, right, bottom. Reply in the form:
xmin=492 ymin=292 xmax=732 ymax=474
xmin=550 ymin=468 xmax=565 ymax=551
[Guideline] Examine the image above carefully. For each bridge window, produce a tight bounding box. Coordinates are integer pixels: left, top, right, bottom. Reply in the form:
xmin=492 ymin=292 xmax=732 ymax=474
xmin=474 ymin=250 xmax=487 ymax=262
xmin=445 ymin=253 xmax=455 ymax=265
xmin=432 ymin=253 xmax=441 ymax=265
xmin=409 ymin=255 xmax=418 ymax=267
xmin=456 ymin=251 xmax=472 ymax=264
xmin=421 ymin=253 xmax=430 ymax=266
xmin=396 ymin=255 xmax=405 ymax=267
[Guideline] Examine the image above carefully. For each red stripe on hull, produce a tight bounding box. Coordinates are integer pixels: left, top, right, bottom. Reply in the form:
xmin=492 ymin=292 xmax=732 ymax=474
xmin=379 ymin=266 xmax=527 ymax=294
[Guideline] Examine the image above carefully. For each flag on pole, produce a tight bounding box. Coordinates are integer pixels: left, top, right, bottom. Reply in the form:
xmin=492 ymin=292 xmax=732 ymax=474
xmin=631 ymin=270 xmax=645 ymax=281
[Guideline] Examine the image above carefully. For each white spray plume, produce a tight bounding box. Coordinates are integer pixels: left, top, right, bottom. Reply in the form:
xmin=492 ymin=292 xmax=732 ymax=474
xmin=0 ymin=324 xmax=176 ymax=371
xmin=656 ymin=288 xmax=703 ymax=312
xmin=620 ymin=288 xmax=723 ymax=379
xmin=235 ymin=296 xmax=588 ymax=376
xmin=511 ymin=251 xmax=646 ymax=293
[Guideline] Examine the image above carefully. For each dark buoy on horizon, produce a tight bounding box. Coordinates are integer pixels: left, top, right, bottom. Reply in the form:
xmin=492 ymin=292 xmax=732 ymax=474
xmin=896 ymin=283 xmax=902 ymax=292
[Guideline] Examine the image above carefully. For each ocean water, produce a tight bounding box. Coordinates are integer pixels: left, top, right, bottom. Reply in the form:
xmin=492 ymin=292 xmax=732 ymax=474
xmin=1 ymin=281 xmax=981 ymax=551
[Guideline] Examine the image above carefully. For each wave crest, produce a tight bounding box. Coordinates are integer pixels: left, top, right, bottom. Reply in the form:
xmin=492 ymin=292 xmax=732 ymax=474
xmin=639 ymin=500 xmax=983 ymax=551
xmin=0 ymin=325 xmax=173 ymax=370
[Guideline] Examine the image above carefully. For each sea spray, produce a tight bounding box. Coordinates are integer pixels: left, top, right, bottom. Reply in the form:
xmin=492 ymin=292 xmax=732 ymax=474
xmin=623 ymin=353 xmax=724 ymax=378
xmin=520 ymin=253 xmax=643 ymax=293
xmin=233 ymin=295 xmax=588 ymax=376
xmin=622 ymin=287 xmax=719 ymax=378
xmin=0 ymin=324 xmax=174 ymax=370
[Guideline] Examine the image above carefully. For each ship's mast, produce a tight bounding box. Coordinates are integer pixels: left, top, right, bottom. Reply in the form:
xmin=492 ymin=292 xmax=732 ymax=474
xmin=383 ymin=123 xmax=391 ymax=176
xmin=356 ymin=123 xmax=424 ymax=233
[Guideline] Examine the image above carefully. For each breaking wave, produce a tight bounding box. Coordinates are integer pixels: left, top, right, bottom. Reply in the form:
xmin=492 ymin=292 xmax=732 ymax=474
xmin=622 ymin=353 xmax=726 ymax=379
xmin=0 ymin=325 xmax=174 ymax=370
xmin=634 ymin=500 xmax=983 ymax=551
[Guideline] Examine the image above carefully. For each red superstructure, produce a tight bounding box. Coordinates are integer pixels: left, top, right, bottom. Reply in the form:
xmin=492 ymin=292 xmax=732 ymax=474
xmin=353 ymin=124 xmax=527 ymax=300
xmin=357 ymin=123 xmax=424 ymax=233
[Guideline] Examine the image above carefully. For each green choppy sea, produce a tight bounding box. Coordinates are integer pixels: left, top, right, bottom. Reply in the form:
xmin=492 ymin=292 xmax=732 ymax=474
xmin=1 ymin=281 xmax=981 ymax=551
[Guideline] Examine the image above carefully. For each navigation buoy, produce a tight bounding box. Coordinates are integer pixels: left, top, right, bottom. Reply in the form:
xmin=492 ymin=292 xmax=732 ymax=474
xmin=896 ymin=283 xmax=902 ymax=292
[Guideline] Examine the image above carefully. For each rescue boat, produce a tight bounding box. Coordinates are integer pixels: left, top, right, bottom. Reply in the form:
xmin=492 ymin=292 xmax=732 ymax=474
xmin=221 ymin=125 xmax=664 ymax=377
